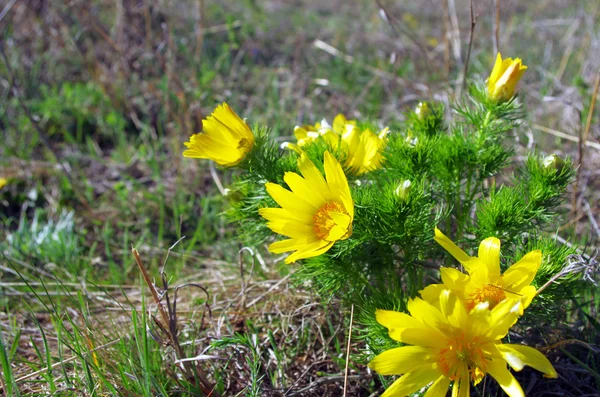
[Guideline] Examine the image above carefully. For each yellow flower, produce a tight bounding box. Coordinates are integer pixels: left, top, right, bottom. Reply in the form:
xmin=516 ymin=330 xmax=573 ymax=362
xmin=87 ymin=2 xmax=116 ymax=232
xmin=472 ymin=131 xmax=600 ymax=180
xmin=341 ymin=125 xmax=389 ymax=175
xmin=370 ymin=290 xmax=557 ymax=397
xmin=285 ymin=114 xmax=387 ymax=175
xmin=258 ymin=151 xmax=354 ymax=264
xmin=487 ymin=53 xmax=528 ymax=102
xmin=183 ymin=103 xmax=254 ymax=167
xmin=0 ymin=178 xmax=7 ymax=189
xmin=331 ymin=113 xmax=356 ymax=135
xmin=291 ymin=114 xmax=355 ymax=148
xmin=421 ymin=228 xmax=541 ymax=312
xmin=293 ymin=123 xmax=321 ymax=147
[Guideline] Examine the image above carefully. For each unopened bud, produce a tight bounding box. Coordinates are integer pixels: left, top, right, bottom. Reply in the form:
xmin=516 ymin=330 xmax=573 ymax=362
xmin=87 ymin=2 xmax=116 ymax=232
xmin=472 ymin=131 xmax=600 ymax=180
xmin=395 ymin=180 xmax=412 ymax=200
xmin=415 ymin=102 xmax=431 ymax=120
xmin=405 ymin=135 xmax=419 ymax=147
xmin=542 ymin=154 xmax=564 ymax=172
xmin=281 ymin=141 xmax=303 ymax=154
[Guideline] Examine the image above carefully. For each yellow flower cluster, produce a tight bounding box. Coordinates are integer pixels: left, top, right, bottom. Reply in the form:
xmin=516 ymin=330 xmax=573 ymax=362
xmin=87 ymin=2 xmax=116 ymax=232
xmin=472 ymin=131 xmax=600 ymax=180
xmin=181 ymin=54 xmax=526 ymax=168
xmin=180 ymin=53 xmax=543 ymax=397
xmin=369 ymin=230 xmax=556 ymax=397
xmin=288 ymin=114 xmax=389 ymax=176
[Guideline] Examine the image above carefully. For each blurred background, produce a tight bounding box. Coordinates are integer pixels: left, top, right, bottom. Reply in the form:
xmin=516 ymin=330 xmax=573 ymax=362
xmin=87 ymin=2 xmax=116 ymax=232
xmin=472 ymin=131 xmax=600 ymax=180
xmin=2 ymin=1 xmax=598 ymax=272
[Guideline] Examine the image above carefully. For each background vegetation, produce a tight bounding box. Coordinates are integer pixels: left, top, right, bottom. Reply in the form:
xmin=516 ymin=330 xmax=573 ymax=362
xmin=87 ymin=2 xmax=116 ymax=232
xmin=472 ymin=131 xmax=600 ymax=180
xmin=0 ymin=0 xmax=599 ymax=395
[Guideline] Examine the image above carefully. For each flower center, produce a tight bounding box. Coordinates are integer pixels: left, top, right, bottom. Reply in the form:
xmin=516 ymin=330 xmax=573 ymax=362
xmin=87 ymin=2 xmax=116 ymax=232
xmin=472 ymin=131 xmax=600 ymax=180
xmin=438 ymin=333 xmax=487 ymax=384
xmin=468 ymin=284 xmax=506 ymax=311
xmin=313 ymin=201 xmax=351 ymax=241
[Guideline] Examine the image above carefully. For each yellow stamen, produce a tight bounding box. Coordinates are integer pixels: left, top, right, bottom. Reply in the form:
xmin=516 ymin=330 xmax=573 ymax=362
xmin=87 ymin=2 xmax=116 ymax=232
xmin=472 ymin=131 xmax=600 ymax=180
xmin=313 ymin=201 xmax=348 ymax=240
xmin=438 ymin=333 xmax=487 ymax=383
xmin=468 ymin=284 xmax=506 ymax=311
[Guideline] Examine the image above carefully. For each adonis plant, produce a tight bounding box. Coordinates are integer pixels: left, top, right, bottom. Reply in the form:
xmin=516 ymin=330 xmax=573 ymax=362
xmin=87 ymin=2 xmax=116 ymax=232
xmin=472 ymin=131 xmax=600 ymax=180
xmin=183 ymin=53 xmax=585 ymax=396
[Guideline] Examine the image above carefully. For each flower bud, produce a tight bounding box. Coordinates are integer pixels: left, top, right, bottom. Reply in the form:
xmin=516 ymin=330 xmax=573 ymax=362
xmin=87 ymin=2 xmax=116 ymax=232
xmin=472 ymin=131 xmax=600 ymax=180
xmin=281 ymin=141 xmax=303 ymax=154
xmin=542 ymin=154 xmax=564 ymax=172
xmin=415 ymin=102 xmax=431 ymax=120
xmin=487 ymin=53 xmax=527 ymax=103
xmin=395 ymin=180 xmax=412 ymax=200
xmin=405 ymin=134 xmax=418 ymax=147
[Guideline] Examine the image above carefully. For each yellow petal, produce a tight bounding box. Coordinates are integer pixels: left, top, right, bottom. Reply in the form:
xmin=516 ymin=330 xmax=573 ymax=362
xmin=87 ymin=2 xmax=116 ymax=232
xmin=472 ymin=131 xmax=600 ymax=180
xmin=380 ymin=364 xmax=441 ymax=397
xmin=183 ymin=134 xmax=240 ymax=165
xmin=487 ymin=53 xmax=506 ymax=93
xmin=434 ymin=228 xmax=471 ymax=265
xmin=423 ymin=375 xmax=451 ymax=397
xmin=284 ymin=239 xmax=333 ymax=263
xmin=376 ymin=309 xmax=445 ymax=347
xmin=407 ymin=297 xmax=447 ymax=335
xmin=298 ymin=153 xmax=329 ymax=192
xmin=439 ymin=289 xmax=467 ymax=330
xmin=323 ymin=151 xmax=353 ymax=217
xmin=283 ymin=172 xmax=327 ymax=208
xmin=258 ymin=207 xmax=312 ymax=225
xmin=517 ymin=285 xmax=537 ymax=310
xmin=375 ymin=309 xmax=423 ymax=333
xmin=502 ymin=250 xmax=541 ymax=291
xmin=368 ymin=346 xmax=437 ymax=375
xmin=440 ymin=267 xmax=469 ymax=290
xmin=264 ymin=183 xmax=318 ymax=213
xmin=493 ymin=60 xmax=522 ymax=98
xmin=293 ymin=126 xmax=310 ymax=141
xmin=486 ymin=359 xmax=525 ymax=397
xmin=260 ymin=152 xmax=354 ymax=263
xmin=398 ymin=327 xmax=448 ymax=349
xmin=262 ymin=219 xmax=315 ymax=239
xmin=324 ymin=211 xmax=352 ymax=241
xmin=497 ymin=344 xmax=558 ymax=378
xmin=478 ymin=237 xmax=501 ymax=277
xmin=268 ymin=238 xmax=316 ymax=254
xmin=419 ymin=283 xmax=446 ymax=305
xmin=483 ymin=299 xmax=522 ymax=340
xmin=452 ymin=370 xmax=470 ymax=397
xmin=332 ymin=113 xmax=354 ymax=134
xmin=462 ymin=257 xmax=490 ymax=283
xmin=210 ymin=103 xmax=253 ymax=141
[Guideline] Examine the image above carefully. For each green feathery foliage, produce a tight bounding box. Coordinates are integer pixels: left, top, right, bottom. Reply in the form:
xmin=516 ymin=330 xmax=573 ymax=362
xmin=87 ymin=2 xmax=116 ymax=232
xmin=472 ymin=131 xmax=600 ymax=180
xmin=209 ymin=80 xmax=583 ymax=368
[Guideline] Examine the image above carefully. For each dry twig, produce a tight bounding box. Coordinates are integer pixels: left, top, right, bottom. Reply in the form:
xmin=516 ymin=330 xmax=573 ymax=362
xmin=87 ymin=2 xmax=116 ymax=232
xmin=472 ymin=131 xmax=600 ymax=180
xmin=461 ymin=0 xmax=478 ymax=92
xmin=342 ymin=304 xmax=354 ymax=397
xmin=132 ymin=248 xmax=218 ymax=396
